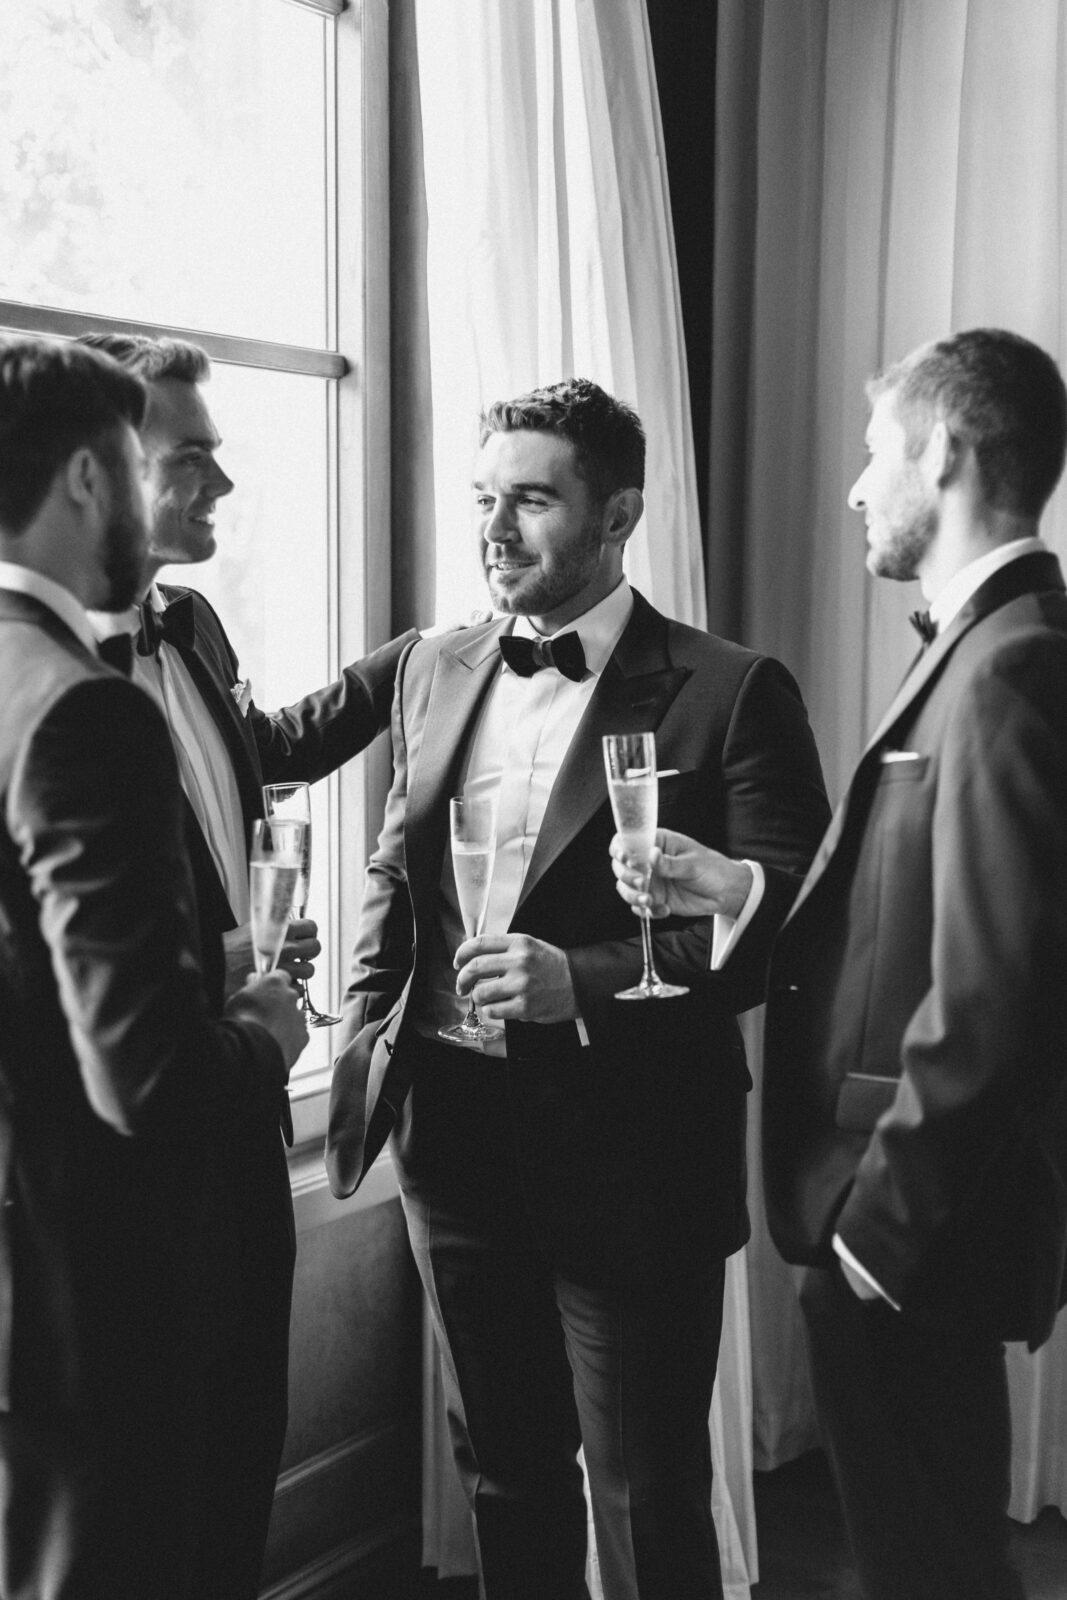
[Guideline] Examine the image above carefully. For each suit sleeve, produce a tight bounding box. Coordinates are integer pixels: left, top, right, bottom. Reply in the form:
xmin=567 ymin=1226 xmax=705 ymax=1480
xmin=11 ymin=678 xmax=286 ymax=1137
xmin=253 ymin=631 xmax=418 ymax=785
xmin=334 ymin=640 xmax=419 ymax=1051
xmin=836 ymin=635 xmax=1067 ymax=1305
xmin=569 ymin=655 xmax=830 ymax=1018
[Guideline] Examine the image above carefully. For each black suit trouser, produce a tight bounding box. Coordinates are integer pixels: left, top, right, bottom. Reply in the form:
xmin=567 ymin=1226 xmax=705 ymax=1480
xmin=399 ymin=1037 xmax=727 ymax=1600
xmin=798 ymin=1264 xmax=1025 ymax=1600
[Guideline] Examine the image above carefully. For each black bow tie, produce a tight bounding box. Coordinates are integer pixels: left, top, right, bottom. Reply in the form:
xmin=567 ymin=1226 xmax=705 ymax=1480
xmin=137 ymin=594 xmax=196 ymax=657
xmin=498 ymin=630 xmax=587 ymax=682
xmin=97 ymin=633 xmax=135 ymax=676
xmin=909 ymin=609 xmax=937 ymax=646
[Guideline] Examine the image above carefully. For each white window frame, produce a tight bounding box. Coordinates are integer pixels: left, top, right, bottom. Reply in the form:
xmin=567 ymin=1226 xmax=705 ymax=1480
xmin=0 ymin=0 xmax=392 ymax=1152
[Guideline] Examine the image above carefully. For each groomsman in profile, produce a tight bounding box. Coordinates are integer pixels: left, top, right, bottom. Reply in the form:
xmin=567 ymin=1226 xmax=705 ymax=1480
xmin=612 ymin=329 xmax=1067 ymax=1600
xmin=0 ymin=334 xmax=306 ymax=1597
xmin=76 ymin=330 xmax=417 ymax=1598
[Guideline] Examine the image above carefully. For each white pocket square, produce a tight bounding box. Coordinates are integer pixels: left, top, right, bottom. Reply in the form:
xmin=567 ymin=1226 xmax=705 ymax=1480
xmin=880 ymin=749 xmax=921 ymax=763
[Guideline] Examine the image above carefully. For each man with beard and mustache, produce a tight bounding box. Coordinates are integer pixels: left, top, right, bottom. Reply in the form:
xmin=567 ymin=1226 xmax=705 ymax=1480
xmin=611 ymin=329 xmax=1067 ymax=1600
xmin=0 ymin=338 xmax=306 ymax=1597
xmin=71 ymin=330 xmax=426 ymax=1598
xmin=326 ymin=377 xmax=830 ymax=1599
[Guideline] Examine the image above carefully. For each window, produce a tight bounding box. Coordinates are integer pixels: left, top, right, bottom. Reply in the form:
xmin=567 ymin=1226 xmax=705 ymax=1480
xmin=0 ymin=0 xmax=388 ymax=1112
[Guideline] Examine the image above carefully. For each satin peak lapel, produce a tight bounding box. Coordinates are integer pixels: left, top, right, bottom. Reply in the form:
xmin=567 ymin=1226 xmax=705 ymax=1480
xmin=404 ymin=627 xmax=504 ymax=906
xmin=516 ymin=606 xmax=690 ymax=911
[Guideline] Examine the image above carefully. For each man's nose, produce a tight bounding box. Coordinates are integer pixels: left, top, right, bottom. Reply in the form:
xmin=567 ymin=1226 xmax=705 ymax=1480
xmin=847 ymin=472 xmax=867 ymax=512
xmin=483 ymin=499 xmax=517 ymax=543
xmin=210 ymin=460 xmax=235 ymax=500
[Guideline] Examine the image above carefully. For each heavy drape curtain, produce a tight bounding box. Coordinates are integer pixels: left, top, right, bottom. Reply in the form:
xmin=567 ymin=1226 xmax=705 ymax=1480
xmin=711 ymin=0 xmax=1067 ymax=1518
xmin=393 ymin=1 xmax=757 ymax=1594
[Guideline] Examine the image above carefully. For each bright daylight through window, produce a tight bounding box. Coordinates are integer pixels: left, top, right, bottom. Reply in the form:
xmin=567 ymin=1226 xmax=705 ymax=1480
xmin=0 ymin=0 xmax=363 ymax=1088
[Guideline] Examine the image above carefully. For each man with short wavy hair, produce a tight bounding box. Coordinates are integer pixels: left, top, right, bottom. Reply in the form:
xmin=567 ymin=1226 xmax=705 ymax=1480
xmin=328 ymin=376 xmax=830 ymax=1599
xmin=76 ymin=329 xmax=418 ymax=1598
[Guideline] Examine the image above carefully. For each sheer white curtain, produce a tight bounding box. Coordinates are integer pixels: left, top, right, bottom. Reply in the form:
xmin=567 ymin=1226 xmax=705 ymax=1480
xmin=713 ymin=0 xmax=1067 ymax=1515
xmin=411 ymin=1 xmax=756 ymax=1593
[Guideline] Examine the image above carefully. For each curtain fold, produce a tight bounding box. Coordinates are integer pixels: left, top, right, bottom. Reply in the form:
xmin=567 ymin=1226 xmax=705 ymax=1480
xmin=712 ymin=0 xmax=1067 ymax=1514
xmin=415 ymin=0 xmax=706 ymax=629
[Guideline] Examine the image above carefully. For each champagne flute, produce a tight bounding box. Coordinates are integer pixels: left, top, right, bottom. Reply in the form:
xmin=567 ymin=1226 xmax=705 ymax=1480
xmin=249 ymin=817 xmax=307 ymax=976
xmin=438 ymin=793 xmax=504 ymax=1047
xmin=602 ymin=732 xmax=689 ymax=1000
xmin=261 ymin=782 xmax=340 ymax=1027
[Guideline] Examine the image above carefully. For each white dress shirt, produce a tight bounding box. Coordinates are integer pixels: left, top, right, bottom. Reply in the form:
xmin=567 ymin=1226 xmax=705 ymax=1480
xmin=89 ymin=584 xmax=250 ymax=922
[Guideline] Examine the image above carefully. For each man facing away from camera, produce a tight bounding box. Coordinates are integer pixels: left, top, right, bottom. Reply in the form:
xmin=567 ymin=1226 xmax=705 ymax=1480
xmin=0 ymin=335 xmax=306 ymax=1598
xmin=612 ymin=329 xmax=1067 ymax=1600
xmin=327 ymin=377 xmax=830 ymax=1599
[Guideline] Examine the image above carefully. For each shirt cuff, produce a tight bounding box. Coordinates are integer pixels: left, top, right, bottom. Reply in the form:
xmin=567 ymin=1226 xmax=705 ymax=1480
xmin=709 ymin=860 xmax=765 ymax=969
xmin=832 ymin=1234 xmax=901 ymax=1310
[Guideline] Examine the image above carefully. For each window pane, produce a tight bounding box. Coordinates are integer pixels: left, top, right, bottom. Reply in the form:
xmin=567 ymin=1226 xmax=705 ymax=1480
xmin=159 ymin=363 xmax=336 ymax=1075
xmin=0 ymin=1 xmax=328 ymax=345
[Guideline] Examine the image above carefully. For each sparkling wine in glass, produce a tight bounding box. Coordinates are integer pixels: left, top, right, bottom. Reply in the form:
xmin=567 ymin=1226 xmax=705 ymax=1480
xmin=261 ymin=782 xmax=340 ymax=1027
xmin=438 ymin=793 xmax=503 ymax=1047
xmin=249 ymin=817 xmax=307 ymax=976
xmin=602 ymin=732 xmax=689 ymax=1000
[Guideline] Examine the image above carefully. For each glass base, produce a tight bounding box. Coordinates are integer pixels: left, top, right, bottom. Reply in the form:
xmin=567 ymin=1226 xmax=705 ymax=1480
xmin=615 ymin=979 xmax=689 ymax=1000
xmin=437 ymin=1018 xmax=503 ymax=1048
xmin=307 ymin=1008 xmax=341 ymax=1028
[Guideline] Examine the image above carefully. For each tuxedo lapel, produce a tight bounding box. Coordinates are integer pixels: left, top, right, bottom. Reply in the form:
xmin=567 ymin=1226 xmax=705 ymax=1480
xmin=864 ymin=551 xmax=1064 ymax=757
xmin=404 ymin=626 xmax=505 ymax=914
xmin=516 ymin=595 xmax=691 ymax=912
xmin=158 ymin=586 xmax=262 ymax=830
xmin=787 ymin=551 xmax=1067 ymax=926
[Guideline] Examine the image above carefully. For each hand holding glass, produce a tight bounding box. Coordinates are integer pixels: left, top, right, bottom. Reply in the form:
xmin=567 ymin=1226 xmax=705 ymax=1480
xmin=602 ymin=733 xmax=688 ymax=1000
xmin=438 ymin=794 xmax=504 ymax=1047
xmin=261 ymin=782 xmax=340 ymax=1026
xmin=249 ymin=817 xmax=308 ymax=976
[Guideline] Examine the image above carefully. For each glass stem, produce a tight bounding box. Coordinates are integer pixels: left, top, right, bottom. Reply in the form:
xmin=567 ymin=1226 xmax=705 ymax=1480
xmin=638 ymin=907 xmax=657 ymax=992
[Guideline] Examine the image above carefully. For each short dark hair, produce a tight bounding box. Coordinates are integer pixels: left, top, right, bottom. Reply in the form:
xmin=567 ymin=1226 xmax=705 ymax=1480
xmin=479 ymin=377 xmax=645 ymax=499
xmin=76 ymin=332 xmax=210 ymax=386
xmin=869 ymin=329 xmax=1067 ymax=518
xmin=0 ymin=337 xmax=146 ymax=535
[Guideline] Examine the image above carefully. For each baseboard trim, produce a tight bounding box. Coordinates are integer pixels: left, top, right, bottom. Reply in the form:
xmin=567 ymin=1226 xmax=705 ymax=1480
xmin=259 ymin=1513 xmax=419 ymax=1600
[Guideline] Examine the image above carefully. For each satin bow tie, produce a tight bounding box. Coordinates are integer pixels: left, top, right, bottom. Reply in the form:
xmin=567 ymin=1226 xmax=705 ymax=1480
xmin=909 ymin=609 xmax=937 ymax=646
xmin=97 ymin=633 xmax=135 ymax=676
xmin=137 ymin=594 xmax=196 ymax=657
xmin=498 ymin=630 xmax=587 ymax=682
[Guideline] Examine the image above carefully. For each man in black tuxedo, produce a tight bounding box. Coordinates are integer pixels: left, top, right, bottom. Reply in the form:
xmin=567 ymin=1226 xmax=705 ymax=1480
xmin=76 ymin=331 xmax=416 ymax=1598
xmin=613 ymin=330 xmax=1067 ymax=1600
xmin=327 ymin=378 xmax=829 ymax=1598
xmin=0 ymin=335 xmax=307 ymax=1597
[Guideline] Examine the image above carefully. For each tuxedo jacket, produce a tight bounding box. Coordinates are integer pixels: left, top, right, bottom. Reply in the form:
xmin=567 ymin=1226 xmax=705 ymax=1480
xmin=327 ymin=590 xmax=829 ymax=1287
xmin=156 ymin=583 xmax=414 ymax=1004
xmin=0 ymin=590 xmax=287 ymax=1412
xmin=764 ymin=552 xmax=1067 ymax=1348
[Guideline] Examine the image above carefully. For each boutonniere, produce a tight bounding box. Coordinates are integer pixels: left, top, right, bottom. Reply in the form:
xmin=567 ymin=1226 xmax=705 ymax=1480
xmin=231 ymin=677 xmax=252 ymax=717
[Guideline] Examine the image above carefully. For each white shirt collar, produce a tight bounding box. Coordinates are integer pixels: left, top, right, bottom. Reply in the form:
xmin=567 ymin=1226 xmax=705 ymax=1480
xmin=928 ymin=537 xmax=1047 ymax=633
xmin=0 ymin=560 xmax=97 ymax=654
xmin=507 ymin=577 xmax=634 ymax=676
xmin=87 ymin=579 xmax=163 ymax=643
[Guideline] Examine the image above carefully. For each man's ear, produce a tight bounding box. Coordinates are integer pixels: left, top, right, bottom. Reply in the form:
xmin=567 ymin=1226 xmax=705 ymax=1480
xmin=924 ymin=418 xmax=961 ymax=489
xmin=603 ymin=487 xmax=644 ymax=548
xmin=62 ymin=445 xmax=104 ymax=512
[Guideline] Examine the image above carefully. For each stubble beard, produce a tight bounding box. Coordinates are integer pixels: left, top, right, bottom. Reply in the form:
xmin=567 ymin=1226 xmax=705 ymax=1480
xmin=486 ymin=517 xmax=604 ymax=617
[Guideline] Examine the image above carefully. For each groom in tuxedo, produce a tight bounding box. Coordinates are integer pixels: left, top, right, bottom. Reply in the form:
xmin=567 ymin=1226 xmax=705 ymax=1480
xmin=612 ymin=331 xmax=1067 ymax=1600
xmin=327 ymin=378 xmax=829 ymax=1598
